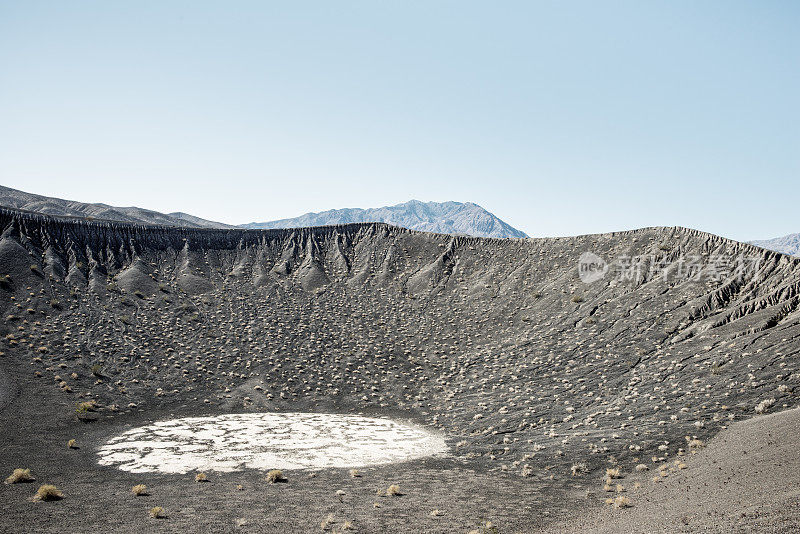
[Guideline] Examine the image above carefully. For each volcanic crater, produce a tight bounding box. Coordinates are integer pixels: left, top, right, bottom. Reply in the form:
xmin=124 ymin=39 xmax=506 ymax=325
xmin=1 ymin=207 xmax=800 ymax=532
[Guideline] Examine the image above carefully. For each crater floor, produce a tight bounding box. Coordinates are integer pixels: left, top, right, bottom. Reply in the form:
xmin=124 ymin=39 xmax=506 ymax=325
xmin=97 ymin=412 xmax=448 ymax=473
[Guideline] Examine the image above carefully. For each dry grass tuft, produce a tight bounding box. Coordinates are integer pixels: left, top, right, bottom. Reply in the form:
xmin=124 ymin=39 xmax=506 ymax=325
xmin=612 ymin=495 xmax=631 ymax=509
xmin=687 ymin=438 xmax=704 ymax=449
xmin=570 ymin=463 xmax=587 ymax=476
xmin=149 ymin=506 xmax=164 ymax=519
xmin=605 ymin=467 xmax=622 ymax=479
xmin=635 ymin=463 xmax=649 ymax=472
xmin=132 ymin=484 xmax=147 ymax=496
xmin=755 ymin=398 xmax=775 ymax=414
xmin=33 ymin=484 xmax=63 ymax=501
xmin=320 ymin=513 xmax=335 ymax=530
xmin=266 ymin=469 xmax=285 ymax=483
xmin=386 ymin=484 xmax=402 ymax=496
xmin=5 ymin=468 xmax=34 ymax=485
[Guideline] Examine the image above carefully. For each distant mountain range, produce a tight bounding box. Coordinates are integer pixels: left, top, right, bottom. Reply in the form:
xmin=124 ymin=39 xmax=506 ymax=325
xmin=241 ymin=200 xmax=528 ymax=238
xmin=750 ymin=234 xmax=800 ymax=257
xmin=0 ymin=185 xmax=231 ymax=229
xmin=0 ymin=185 xmax=527 ymax=238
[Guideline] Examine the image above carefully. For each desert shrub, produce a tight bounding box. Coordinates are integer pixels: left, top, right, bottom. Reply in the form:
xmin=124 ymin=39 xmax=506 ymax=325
xmin=571 ymin=294 xmax=584 ymax=303
xmin=635 ymin=464 xmax=649 ymax=472
xmin=50 ymin=299 xmax=61 ymax=309
xmin=0 ymin=274 xmax=11 ymax=289
xmin=349 ymin=469 xmax=361 ymax=478
xmin=132 ymin=484 xmax=147 ymax=496
xmin=4 ymin=468 xmax=34 ymax=484
xmin=612 ymin=495 xmax=631 ymax=509
xmin=755 ymin=398 xmax=775 ymax=414
xmin=134 ymin=290 xmax=145 ymax=299
xmin=521 ymin=464 xmax=534 ymax=477
xmin=33 ymin=484 xmax=63 ymax=501
xmin=687 ymin=437 xmax=704 ymax=449
xmin=195 ymin=472 xmax=207 ymax=482
xmin=570 ymin=463 xmax=587 ymax=476
xmin=76 ymin=400 xmax=97 ymax=412
xmin=266 ymin=470 xmax=285 ymax=483
xmin=149 ymin=506 xmax=164 ymax=518
xmin=470 ymin=521 xmax=499 ymax=534
xmin=91 ymin=364 xmax=102 ymax=377
xmin=386 ymin=484 xmax=402 ymax=496
xmin=320 ymin=513 xmax=335 ymax=530
xmin=605 ymin=467 xmax=621 ymax=479
xmin=75 ymin=400 xmax=98 ymax=421
xmin=67 ymin=439 xmax=77 ymax=449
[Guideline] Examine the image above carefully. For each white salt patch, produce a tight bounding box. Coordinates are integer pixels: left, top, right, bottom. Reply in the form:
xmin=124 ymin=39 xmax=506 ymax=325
xmin=97 ymin=412 xmax=448 ymax=474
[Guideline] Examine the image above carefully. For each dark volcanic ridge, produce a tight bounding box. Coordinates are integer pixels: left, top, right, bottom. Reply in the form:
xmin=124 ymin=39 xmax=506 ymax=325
xmin=1 ymin=207 xmax=800 ymax=532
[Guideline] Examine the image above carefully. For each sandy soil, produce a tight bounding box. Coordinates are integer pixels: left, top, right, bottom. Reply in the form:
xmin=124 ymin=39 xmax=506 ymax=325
xmin=545 ymin=407 xmax=800 ymax=533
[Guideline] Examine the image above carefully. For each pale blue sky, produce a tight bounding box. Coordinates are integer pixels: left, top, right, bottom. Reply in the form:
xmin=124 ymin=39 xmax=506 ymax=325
xmin=0 ymin=1 xmax=797 ymax=240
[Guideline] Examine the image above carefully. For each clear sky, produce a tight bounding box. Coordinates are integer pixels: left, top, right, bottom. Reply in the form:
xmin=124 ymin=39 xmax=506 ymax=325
xmin=0 ymin=1 xmax=797 ymax=240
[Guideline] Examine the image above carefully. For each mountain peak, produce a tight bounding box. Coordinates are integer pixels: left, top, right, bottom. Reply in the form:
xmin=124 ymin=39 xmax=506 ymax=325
xmin=750 ymin=233 xmax=800 ymax=257
xmin=240 ymin=200 xmax=528 ymax=238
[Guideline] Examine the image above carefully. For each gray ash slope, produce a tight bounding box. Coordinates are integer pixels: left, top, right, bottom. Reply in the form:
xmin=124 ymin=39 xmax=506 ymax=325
xmin=2 ymin=207 xmax=800 ymax=531
xmin=239 ymin=199 xmax=528 ymax=238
